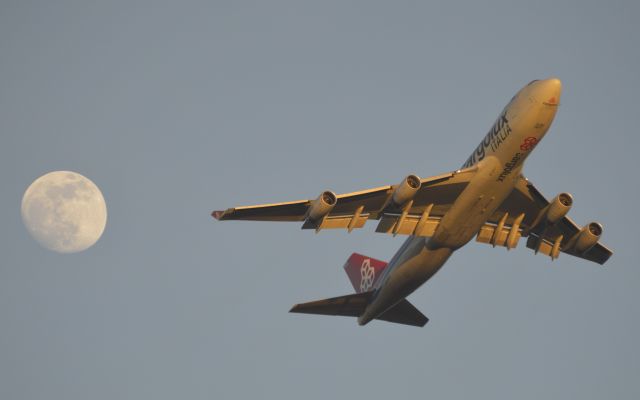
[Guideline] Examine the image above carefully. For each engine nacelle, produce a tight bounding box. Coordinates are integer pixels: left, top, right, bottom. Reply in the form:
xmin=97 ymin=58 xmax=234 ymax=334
xmin=307 ymin=190 xmax=337 ymax=221
xmin=391 ymin=174 xmax=421 ymax=207
xmin=546 ymin=193 xmax=573 ymax=224
xmin=573 ymin=222 xmax=602 ymax=253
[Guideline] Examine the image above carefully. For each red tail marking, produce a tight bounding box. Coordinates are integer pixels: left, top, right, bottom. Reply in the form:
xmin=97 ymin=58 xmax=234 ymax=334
xmin=343 ymin=253 xmax=388 ymax=293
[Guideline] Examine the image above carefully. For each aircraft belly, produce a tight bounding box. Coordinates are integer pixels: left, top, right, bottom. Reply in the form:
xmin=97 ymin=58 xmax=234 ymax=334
xmin=431 ymin=156 xmax=516 ymax=249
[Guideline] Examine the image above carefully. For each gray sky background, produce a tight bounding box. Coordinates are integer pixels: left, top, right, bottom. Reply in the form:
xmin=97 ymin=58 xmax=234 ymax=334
xmin=2 ymin=1 xmax=639 ymax=399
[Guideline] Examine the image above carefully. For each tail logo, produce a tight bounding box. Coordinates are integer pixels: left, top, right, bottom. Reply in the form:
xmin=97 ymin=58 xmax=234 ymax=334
xmin=360 ymin=259 xmax=375 ymax=292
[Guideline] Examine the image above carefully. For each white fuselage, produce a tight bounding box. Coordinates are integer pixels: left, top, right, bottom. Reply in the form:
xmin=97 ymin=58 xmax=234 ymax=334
xmin=359 ymin=79 xmax=562 ymax=325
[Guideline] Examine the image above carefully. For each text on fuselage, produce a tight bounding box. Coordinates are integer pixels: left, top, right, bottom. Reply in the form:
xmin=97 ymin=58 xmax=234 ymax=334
xmin=462 ymin=110 xmax=512 ymax=168
xmin=496 ymin=153 xmax=522 ymax=182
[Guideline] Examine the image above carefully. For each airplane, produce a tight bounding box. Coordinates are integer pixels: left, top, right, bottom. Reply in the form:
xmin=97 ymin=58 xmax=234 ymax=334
xmin=212 ymin=78 xmax=612 ymax=327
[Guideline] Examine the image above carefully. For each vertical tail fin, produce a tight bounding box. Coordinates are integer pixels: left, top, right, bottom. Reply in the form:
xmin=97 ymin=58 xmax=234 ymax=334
xmin=343 ymin=253 xmax=388 ymax=293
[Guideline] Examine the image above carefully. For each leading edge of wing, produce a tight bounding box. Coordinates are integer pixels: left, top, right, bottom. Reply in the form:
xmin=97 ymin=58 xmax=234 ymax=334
xmin=212 ymin=167 xmax=478 ymax=224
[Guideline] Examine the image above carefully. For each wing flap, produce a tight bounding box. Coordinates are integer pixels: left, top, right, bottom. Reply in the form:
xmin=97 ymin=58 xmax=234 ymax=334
xmin=301 ymin=214 xmax=369 ymax=230
xmin=476 ymin=224 xmax=521 ymax=248
xmin=375 ymin=214 xmax=440 ymax=237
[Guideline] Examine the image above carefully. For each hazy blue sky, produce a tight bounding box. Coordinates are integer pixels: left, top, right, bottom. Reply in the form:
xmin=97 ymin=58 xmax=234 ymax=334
xmin=2 ymin=1 xmax=639 ymax=399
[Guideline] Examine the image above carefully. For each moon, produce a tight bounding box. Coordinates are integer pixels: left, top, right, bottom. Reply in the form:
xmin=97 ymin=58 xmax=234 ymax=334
xmin=21 ymin=171 xmax=107 ymax=253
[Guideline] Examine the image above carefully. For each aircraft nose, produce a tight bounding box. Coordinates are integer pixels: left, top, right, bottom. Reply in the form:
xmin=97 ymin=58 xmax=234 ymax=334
xmin=538 ymin=78 xmax=562 ymax=105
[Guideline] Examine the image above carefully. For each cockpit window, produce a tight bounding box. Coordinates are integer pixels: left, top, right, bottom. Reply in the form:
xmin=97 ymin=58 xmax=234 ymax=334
xmin=527 ymin=79 xmax=539 ymax=86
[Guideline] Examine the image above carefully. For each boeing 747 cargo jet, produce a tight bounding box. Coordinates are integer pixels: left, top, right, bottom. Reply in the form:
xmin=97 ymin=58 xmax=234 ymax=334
xmin=213 ymin=78 xmax=612 ymax=327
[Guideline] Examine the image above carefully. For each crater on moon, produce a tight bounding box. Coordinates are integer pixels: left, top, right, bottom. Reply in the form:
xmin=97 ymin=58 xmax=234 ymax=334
xmin=21 ymin=171 xmax=107 ymax=253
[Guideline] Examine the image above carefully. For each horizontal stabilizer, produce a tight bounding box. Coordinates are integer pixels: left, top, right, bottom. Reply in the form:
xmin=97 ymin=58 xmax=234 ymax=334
xmin=290 ymin=292 xmax=428 ymax=327
xmin=290 ymin=292 xmax=372 ymax=317
xmin=377 ymin=299 xmax=429 ymax=327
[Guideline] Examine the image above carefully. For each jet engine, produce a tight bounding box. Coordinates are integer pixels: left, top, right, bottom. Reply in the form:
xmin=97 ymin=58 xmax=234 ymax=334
xmin=546 ymin=193 xmax=573 ymax=224
xmin=307 ymin=190 xmax=337 ymax=221
xmin=391 ymin=174 xmax=421 ymax=207
xmin=573 ymin=222 xmax=602 ymax=253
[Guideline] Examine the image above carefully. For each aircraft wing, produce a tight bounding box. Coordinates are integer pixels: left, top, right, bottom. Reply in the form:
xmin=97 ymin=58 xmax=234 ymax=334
xmin=213 ymin=167 xmax=477 ymax=235
xmin=477 ymin=176 xmax=612 ymax=265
